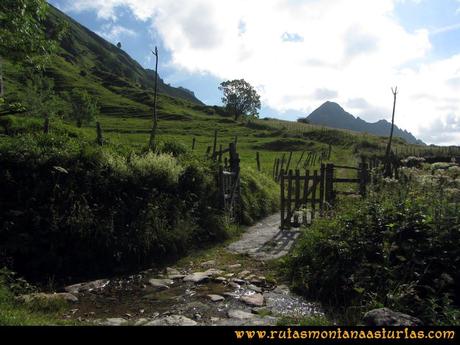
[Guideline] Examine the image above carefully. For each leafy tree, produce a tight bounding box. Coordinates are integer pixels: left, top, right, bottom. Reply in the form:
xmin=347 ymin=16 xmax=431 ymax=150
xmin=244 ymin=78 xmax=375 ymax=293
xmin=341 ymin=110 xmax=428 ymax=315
xmin=0 ymin=0 xmax=56 ymax=97
xmin=69 ymin=89 xmax=99 ymax=127
xmin=218 ymin=79 xmax=261 ymax=121
xmin=23 ymin=70 xmax=65 ymax=133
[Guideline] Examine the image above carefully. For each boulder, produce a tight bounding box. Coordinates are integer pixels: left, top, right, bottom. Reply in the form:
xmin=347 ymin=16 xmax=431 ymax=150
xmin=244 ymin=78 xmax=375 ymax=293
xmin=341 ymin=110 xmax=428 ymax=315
xmin=363 ymin=308 xmax=423 ymax=326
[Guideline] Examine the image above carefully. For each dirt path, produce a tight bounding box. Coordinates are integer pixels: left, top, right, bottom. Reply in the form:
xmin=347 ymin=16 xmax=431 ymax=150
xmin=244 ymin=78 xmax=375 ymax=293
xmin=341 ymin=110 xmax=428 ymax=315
xmin=43 ymin=213 xmax=321 ymax=326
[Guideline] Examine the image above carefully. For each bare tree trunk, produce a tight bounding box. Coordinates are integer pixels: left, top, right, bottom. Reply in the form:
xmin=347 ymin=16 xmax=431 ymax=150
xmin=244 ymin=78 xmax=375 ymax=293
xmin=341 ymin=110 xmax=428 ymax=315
xmin=149 ymin=46 xmax=159 ymax=151
xmin=385 ymin=86 xmax=398 ymax=176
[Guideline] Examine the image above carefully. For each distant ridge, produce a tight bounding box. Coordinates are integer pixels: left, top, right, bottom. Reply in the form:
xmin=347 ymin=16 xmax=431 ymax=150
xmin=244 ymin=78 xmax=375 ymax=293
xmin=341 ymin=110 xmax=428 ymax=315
xmin=302 ymin=101 xmax=424 ymax=145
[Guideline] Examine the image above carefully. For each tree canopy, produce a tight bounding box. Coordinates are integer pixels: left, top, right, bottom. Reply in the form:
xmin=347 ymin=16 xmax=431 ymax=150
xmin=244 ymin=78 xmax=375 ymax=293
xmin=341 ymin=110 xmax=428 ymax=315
xmin=0 ymin=0 xmax=57 ymax=67
xmin=69 ymin=89 xmax=99 ymax=128
xmin=218 ymin=79 xmax=261 ymax=121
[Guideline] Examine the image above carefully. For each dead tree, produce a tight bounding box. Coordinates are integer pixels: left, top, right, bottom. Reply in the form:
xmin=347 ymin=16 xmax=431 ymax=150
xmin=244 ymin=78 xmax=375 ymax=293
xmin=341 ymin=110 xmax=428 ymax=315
xmin=148 ymin=46 xmax=159 ymax=151
xmin=385 ymin=86 xmax=398 ymax=176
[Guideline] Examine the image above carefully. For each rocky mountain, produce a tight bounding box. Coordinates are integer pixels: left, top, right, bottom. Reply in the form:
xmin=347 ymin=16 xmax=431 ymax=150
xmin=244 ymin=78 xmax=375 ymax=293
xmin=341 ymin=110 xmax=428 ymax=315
xmin=302 ymin=101 xmax=424 ymax=145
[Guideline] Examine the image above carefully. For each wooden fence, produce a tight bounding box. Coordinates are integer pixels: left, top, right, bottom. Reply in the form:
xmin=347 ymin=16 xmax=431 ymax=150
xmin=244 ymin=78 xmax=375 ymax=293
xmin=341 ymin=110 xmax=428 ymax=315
xmin=217 ymin=142 xmax=241 ymax=221
xmin=280 ymin=163 xmax=369 ymax=229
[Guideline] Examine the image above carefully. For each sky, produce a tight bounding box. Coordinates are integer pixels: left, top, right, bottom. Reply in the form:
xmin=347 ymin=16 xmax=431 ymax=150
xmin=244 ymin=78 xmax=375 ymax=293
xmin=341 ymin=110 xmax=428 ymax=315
xmin=48 ymin=0 xmax=460 ymax=146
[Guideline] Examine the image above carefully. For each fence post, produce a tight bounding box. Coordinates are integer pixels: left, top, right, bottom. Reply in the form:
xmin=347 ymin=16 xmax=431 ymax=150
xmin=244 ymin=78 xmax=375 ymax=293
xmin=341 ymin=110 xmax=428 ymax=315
xmin=96 ymin=121 xmax=103 ymax=146
xmin=286 ymin=170 xmax=293 ymax=229
xmin=218 ymin=165 xmax=225 ymax=209
xmin=294 ymin=169 xmax=300 ymax=226
xmin=256 ymin=152 xmax=261 ymax=172
xmin=311 ymin=170 xmax=317 ymax=220
xmin=325 ymin=163 xmax=334 ymax=205
xmin=192 ymin=137 xmax=196 ymax=150
xmin=280 ymin=169 xmax=285 ymax=229
xmin=319 ymin=164 xmax=325 ymax=215
xmin=212 ymin=130 xmax=218 ymax=159
xmin=286 ymin=152 xmax=293 ymax=172
xmin=359 ymin=163 xmax=369 ymax=197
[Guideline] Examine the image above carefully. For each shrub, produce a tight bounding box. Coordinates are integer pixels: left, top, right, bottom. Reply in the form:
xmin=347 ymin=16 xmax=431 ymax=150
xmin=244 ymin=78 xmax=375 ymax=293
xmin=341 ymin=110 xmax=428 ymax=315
xmin=285 ymin=174 xmax=460 ymax=325
xmin=240 ymin=168 xmax=279 ymax=225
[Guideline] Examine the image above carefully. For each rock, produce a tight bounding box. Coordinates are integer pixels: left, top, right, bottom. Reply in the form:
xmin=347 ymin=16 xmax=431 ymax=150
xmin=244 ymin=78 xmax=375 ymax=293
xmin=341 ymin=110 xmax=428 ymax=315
xmin=241 ymin=293 xmax=264 ymax=307
xmin=18 ymin=292 xmax=78 ymax=304
xmin=363 ymin=308 xmax=423 ymax=326
xmin=223 ymin=292 xmax=239 ymax=298
xmin=168 ymin=274 xmax=185 ymax=280
xmin=238 ymin=270 xmax=251 ymax=278
xmin=166 ymin=267 xmax=180 ymax=276
xmin=148 ymin=278 xmax=173 ymax=290
xmin=228 ymin=282 xmax=241 ymax=289
xmin=228 ymin=309 xmax=256 ymax=320
xmin=247 ymin=284 xmax=262 ymax=293
xmin=200 ymin=260 xmax=216 ymax=268
xmin=183 ymin=272 xmax=210 ymax=283
xmin=101 ymin=318 xmax=127 ymax=326
xmin=134 ymin=318 xmax=149 ymax=326
xmin=204 ymin=268 xmax=224 ymax=276
xmin=208 ymin=294 xmax=225 ymax=302
xmin=145 ymin=315 xmax=198 ymax=326
xmin=272 ymin=285 xmax=290 ymax=295
xmin=64 ymin=279 xmax=110 ymax=294
xmin=214 ymin=277 xmax=227 ymax=282
xmin=231 ymin=278 xmax=246 ymax=284
xmin=225 ymin=273 xmax=235 ymax=278
xmin=228 ymin=264 xmax=242 ymax=269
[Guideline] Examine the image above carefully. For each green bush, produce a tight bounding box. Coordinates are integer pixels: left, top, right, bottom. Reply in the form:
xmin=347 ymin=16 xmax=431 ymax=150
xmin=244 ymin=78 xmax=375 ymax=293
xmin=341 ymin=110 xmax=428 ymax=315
xmin=240 ymin=168 xmax=279 ymax=225
xmin=285 ymin=175 xmax=460 ymax=325
xmin=0 ymin=130 xmax=225 ymax=281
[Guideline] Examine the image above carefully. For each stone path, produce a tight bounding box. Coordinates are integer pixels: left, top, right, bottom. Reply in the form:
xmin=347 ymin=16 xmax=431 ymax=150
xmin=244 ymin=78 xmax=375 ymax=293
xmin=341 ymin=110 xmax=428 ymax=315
xmin=31 ymin=213 xmax=321 ymax=326
xmin=227 ymin=213 xmax=301 ymax=260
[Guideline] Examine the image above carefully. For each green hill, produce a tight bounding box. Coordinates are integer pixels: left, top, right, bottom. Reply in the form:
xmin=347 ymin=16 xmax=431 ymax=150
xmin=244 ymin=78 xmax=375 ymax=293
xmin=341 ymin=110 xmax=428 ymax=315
xmin=3 ymin=4 xmax=203 ymax=119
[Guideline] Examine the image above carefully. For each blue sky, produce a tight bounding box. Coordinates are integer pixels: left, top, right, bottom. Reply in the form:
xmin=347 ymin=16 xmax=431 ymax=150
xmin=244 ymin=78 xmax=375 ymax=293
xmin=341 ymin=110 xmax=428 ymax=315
xmin=48 ymin=0 xmax=460 ymax=145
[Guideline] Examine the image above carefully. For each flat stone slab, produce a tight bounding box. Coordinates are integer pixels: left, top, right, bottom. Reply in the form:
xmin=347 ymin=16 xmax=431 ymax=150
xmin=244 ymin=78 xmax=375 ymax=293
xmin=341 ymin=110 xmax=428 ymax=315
xmin=183 ymin=272 xmax=210 ymax=283
xmin=241 ymin=293 xmax=264 ymax=307
xmin=149 ymin=278 xmax=173 ymax=289
xmin=100 ymin=318 xmax=127 ymax=326
xmin=228 ymin=309 xmax=256 ymax=320
xmin=145 ymin=315 xmax=197 ymax=326
xmin=65 ymin=279 xmax=110 ymax=294
xmin=227 ymin=213 xmax=281 ymax=257
xmin=207 ymin=294 xmax=225 ymax=302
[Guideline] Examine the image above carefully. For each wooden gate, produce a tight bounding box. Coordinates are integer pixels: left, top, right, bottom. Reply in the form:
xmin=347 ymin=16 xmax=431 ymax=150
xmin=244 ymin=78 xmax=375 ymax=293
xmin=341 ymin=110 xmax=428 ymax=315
xmin=280 ymin=163 xmax=369 ymax=229
xmin=217 ymin=143 xmax=241 ymax=221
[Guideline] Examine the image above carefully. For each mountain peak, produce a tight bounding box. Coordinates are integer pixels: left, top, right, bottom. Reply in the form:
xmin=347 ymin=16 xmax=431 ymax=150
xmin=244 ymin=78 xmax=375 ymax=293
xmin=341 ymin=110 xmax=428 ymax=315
xmin=302 ymin=101 xmax=424 ymax=145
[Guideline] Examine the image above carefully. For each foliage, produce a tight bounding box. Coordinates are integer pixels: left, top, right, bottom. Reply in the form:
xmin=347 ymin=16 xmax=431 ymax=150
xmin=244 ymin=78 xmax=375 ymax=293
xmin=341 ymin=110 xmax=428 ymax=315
xmin=68 ymin=88 xmax=99 ymax=127
xmin=285 ymin=168 xmax=460 ymax=325
xmin=23 ymin=70 xmax=66 ymax=120
xmin=0 ymin=0 xmax=54 ymax=66
xmin=0 ymin=123 xmax=279 ymax=282
xmin=218 ymin=79 xmax=261 ymax=121
xmin=240 ymin=167 xmax=279 ymax=225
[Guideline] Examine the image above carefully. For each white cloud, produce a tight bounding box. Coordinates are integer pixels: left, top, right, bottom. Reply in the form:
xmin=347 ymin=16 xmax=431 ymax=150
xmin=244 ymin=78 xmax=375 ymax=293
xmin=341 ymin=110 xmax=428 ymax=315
xmin=61 ymin=0 xmax=460 ymax=145
xmin=97 ymin=23 xmax=137 ymax=43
